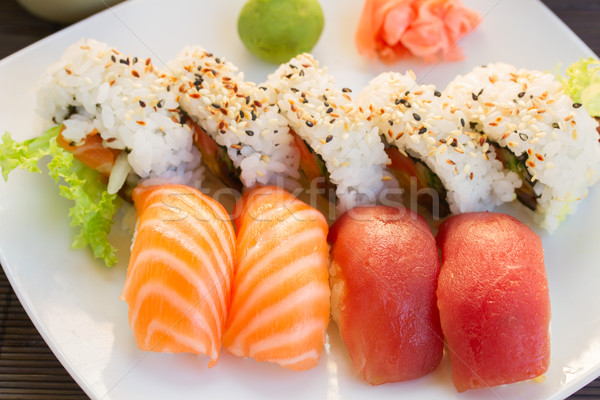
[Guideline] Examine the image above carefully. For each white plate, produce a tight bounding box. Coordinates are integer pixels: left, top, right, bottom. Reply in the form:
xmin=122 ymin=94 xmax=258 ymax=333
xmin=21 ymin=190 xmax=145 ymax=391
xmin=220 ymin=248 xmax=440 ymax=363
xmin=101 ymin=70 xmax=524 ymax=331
xmin=0 ymin=0 xmax=599 ymax=399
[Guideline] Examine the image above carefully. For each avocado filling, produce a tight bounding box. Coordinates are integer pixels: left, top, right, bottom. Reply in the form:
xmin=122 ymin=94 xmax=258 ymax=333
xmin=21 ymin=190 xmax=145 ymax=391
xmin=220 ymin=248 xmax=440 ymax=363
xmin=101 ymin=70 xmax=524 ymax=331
xmin=290 ymin=129 xmax=336 ymax=196
xmin=491 ymin=143 xmax=538 ymax=210
xmin=385 ymin=145 xmax=450 ymax=217
xmin=186 ymin=117 xmax=242 ymax=192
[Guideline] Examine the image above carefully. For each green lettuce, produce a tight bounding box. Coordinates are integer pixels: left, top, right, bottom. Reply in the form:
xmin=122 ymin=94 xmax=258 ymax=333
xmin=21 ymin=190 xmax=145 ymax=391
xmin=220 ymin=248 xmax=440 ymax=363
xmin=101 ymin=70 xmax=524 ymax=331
xmin=0 ymin=126 xmax=120 ymax=266
xmin=558 ymin=57 xmax=600 ymax=117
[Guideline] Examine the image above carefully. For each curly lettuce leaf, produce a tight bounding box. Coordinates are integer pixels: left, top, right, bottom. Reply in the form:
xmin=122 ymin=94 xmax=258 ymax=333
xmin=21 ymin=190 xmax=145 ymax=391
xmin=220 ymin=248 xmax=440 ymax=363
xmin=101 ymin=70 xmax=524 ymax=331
xmin=558 ymin=57 xmax=600 ymax=117
xmin=0 ymin=126 xmax=120 ymax=266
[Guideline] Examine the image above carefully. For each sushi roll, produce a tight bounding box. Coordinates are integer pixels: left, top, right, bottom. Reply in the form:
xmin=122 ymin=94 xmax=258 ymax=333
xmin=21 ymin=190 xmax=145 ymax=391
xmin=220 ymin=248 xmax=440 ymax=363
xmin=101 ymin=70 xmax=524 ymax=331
xmin=121 ymin=184 xmax=236 ymax=367
xmin=356 ymin=71 xmax=520 ymax=217
xmin=169 ymin=46 xmax=299 ymax=191
xmin=445 ymin=62 xmax=600 ymax=231
xmin=37 ymin=39 xmax=202 ymax=195
xmin=224 ymin=186 xmax=330 ymax=371
xmin=265 ymin=53 xmax=391 ymax=213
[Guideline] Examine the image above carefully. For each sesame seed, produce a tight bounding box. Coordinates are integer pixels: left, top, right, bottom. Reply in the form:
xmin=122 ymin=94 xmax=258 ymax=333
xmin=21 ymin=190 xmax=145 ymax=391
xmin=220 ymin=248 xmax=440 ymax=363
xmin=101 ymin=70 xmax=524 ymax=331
xmin=413 ymin=113 xmax=421 ymax=121
xmin=139 ymin=100 xmax=146 ymax=108
xmin=434 ymin=90 xmax=441 ymax=97
xmin=519 ymin=132 xmax=528 ymax=141
xmin=418 ymin=127 xmax=427 ymax=134
xmin=245 ymin=130 xmax=254 ymax=136
xmin=573 ymin=103 xmax=582 ymax=108
xmin=306 ymin=120 xmax=314 ymax=127
xmin=326 ymin=135 xmax=333 ymax=143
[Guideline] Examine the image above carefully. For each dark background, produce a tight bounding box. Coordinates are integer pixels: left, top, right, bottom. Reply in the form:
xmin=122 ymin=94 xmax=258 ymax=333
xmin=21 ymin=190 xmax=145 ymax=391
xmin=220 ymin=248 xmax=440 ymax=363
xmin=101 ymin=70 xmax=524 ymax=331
xmin=0 ymin=0 xmax=599 ymax=398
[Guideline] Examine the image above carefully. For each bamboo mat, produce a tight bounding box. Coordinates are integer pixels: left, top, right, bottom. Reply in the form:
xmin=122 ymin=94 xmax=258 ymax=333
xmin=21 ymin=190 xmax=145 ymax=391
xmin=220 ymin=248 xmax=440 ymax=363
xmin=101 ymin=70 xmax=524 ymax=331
xmin=0 ymin=268 xmax=88 ymax=399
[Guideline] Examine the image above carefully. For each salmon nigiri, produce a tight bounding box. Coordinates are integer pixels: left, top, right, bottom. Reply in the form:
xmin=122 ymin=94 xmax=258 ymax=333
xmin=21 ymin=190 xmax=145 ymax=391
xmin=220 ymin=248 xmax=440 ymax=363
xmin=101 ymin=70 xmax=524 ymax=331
xmin=121 ymin=184 xmax=236 ymax=367
xmin=224 ymin=186 xmax=330 ymax=371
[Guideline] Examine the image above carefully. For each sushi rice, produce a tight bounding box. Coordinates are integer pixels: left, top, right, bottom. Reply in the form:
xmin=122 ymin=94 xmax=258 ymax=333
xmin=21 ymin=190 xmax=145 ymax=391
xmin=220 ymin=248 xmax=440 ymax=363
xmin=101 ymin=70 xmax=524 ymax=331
xmin=356 ymin=71 xmax=521 ymax=215
xmin=168 ymin=46 xmax=299 ymax=189
xmin=37 ymin=39 xmax=203 ymax=193
xmin=445 ymin=63 xmax=600 ymax=231
xmin=265 ymin=53 xmax=391 ymax=212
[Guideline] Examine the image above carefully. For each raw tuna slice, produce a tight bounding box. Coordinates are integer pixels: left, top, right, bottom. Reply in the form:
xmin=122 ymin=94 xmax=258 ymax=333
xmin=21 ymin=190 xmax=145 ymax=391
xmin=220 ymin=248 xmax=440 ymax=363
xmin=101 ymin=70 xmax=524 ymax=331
xmin=436 ymin=212 xmax=550 ymax=392
xmin=328 ymin=205 xmax=443 ymax=385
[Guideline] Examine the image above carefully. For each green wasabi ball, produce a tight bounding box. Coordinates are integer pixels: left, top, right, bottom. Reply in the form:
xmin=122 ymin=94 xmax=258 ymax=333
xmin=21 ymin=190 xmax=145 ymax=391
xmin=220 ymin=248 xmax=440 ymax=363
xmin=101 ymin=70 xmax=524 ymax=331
xmin=238 ymin=0 xmax=324 ymax=64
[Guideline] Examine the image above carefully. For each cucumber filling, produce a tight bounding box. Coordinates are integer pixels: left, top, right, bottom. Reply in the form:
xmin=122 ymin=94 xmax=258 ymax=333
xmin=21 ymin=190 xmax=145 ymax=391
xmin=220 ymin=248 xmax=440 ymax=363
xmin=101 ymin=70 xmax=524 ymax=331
xmin=186 ymin=117 xmax=242 ymax=191
xmin=290 ymin=130 xmax=336 ymax=196
xmin=491 ymin=143 xmax=538 ymax=210
xmin=385 ymin=145 xmax=450 ymax=217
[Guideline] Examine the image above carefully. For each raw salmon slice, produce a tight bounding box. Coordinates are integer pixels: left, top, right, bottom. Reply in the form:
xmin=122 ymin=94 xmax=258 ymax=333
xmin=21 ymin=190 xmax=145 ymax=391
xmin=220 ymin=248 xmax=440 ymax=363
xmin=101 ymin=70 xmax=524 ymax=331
xmin=436 ymin=212 xmax=550 ymax=392
xmin=57 ymin=128 xmax=120 ymax=175
xmin=224 ymin=186 xmax=330 ymax=371
xmin=328 ymin=205 xmax=443 ymax=385
xmin=121 ymin=184 xmax=235 ymax=367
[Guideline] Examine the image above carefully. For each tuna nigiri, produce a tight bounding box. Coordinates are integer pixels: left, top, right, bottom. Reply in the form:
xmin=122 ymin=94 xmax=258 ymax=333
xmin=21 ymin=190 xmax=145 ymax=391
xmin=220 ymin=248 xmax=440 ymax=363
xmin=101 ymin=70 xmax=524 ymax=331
xmin=436 ymin=212 xmax=550 ymax=392
xmin=328 ymin=205 xmax=444 ymax=385
xmin=121 ymin=184 xmax=236 ymax=367
xmin=224 ymin=186 xmax=330 ymax=371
